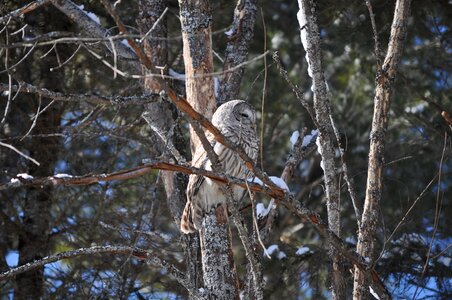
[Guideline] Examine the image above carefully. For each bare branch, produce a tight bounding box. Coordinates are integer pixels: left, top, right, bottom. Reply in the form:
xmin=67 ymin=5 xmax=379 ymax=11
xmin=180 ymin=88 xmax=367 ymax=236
xmin=0 ymin=158 xmax=389 ymax=297
xmin=0 ymin=245 xmax=201 ymax=297
xmin=0 ymin=81 xmax=159 ymax=105
xmin=49 ymin=0 xmax=138 ymax=63
xmin=0 ymin=0 xmax=51 ymax=24
xmin=272 ymin=52 xmax=318 ymax=134
xmin=364 ymin=0 xmax=382 ymax=65
xmin=0 ymin=141 xmax=40 ymax=166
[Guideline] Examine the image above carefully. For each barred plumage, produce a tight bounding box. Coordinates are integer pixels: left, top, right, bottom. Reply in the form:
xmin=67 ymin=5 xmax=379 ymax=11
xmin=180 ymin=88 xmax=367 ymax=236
xmin=180 ymin=100 xmax=258 ymax=234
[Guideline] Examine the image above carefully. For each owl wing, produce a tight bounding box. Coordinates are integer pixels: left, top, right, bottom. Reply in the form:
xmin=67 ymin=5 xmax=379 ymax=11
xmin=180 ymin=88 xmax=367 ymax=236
xmin=186 ymin=131 xmax=216 ymax=199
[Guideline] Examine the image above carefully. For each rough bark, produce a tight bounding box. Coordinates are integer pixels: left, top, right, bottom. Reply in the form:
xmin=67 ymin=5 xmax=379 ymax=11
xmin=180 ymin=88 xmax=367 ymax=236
xmin=178 ymin=0 xmax=216 ymax=154
xmin=138 ymin=0 xmax=203 ymax=296
xmin=353 ymin=1 xmax=411 ymax=299
xmin=199 ymin=209 xmax=239 ymax=299
xmin=216 ymin=0 xmax=257 ymax=105
xmin=297 ymin=1 xmax=346 ymax=298
xmin=178 ymin=0 xmax=240 ymax=298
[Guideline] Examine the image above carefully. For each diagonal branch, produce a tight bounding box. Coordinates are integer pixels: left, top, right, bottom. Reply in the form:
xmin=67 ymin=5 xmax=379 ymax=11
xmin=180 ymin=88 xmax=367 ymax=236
xmin=49 ymin=0 xmax=138 ymax=64
xmin=0 ymin=158 xmax=390 ymax=297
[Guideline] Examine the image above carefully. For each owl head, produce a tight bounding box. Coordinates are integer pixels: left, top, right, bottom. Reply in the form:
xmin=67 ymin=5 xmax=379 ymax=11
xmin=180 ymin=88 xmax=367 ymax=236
xmin=212 ymin=100 xmax=257 ymax=131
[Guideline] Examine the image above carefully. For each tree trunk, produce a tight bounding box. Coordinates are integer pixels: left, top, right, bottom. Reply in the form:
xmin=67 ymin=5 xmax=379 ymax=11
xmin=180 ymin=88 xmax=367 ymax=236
xmin=178 ymin=0 xmax=239 ymax=298
xmin=178 ymin=0 xmax=216 ymax=154
xmin=297 ymin=1 xmax=346 ymax=298
xmin=138 ymin=0 xmax=203 ymax=296
xmin=14 ymin=85 xmax=62 ymax=300
xmin=353 ymin=1 xmax=411 ymax=299
xmin=216 ymin=0 xmax=257 ymax=105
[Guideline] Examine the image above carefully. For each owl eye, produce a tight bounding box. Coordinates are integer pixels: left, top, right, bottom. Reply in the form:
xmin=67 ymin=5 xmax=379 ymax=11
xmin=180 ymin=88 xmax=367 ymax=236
xmin=240 ymin=113 xmax=249 ymax=118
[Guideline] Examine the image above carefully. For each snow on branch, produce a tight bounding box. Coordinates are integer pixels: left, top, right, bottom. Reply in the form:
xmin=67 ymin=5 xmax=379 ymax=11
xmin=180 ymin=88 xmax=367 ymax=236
xmin=49 ymin=0 xmax=137 ymax=61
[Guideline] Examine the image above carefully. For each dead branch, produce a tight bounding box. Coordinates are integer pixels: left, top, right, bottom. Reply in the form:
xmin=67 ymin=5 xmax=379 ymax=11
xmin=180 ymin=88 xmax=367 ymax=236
xmin=0 ymin=0 xmax=51 ymax=24
xmin=49 ymin=0 xmax=138 ymax=63
xmin=0 ymin=157 xmax=389 ymax=298
xmin=272 ymin=51 xmax=317 ymax=126
xmin=0 ymin=81 xmax=159 ymax=105
xmin=0 ymin=141 xmax=40 ymax=165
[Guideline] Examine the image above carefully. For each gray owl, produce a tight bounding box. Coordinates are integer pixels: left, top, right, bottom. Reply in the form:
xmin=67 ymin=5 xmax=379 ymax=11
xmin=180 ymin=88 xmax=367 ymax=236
xmin=180 ymin=100 xmax=259 ymax=234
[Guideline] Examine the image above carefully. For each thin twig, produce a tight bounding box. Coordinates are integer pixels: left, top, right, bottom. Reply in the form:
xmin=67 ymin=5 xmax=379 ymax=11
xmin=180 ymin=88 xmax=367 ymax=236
xmin=413 ymin=132 xmax=448 ymax=299
xmin=272 ymin=51 xmax=318 ymax=127
xmin=139 ymin=7 xmax=169 ymax=43
xmin=330 ymin=116 xmax=362 ymax=224
xmin=0 ymin=81 xmax=160 ymax=105
xmin=0 ymin=141 xmax=40 ymax=166
xmin=260 ymin=7 xmax=267 ymax=171
xmin=376 ymin=173 xmax=438 ymax=263
xmin=364 ymin=0 xmax=382 ymax=65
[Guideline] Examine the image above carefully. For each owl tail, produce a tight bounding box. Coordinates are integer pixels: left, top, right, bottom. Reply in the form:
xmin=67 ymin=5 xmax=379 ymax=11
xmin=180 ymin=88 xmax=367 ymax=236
xmin=180 ymin=201 xmax=197 ymax=234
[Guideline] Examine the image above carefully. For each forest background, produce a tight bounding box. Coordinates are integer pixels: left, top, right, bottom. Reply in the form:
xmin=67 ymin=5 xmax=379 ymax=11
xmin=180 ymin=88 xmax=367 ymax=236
xmin=0 ymin=0 xmax=450 ymax=299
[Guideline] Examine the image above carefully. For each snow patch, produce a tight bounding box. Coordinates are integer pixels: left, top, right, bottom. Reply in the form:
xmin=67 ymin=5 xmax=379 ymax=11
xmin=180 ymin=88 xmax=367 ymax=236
xmin=302 ymin=129 xmax=318 ymax=148
xmin=345 ymin=236 xmax=357 ymax=245
xmin=248 ymin=177 xmax=263 ymax=186
xmin=296 ymin=1 xmax=312 ymax=77
xmin=315 ymin=137 xmax=325 ymax=171
xmin=256 ymin=202 xmax=273 ymax=219
xmin=296 ymin=246 xmax=311 ymax=256
xmin=214 ymin=77 xmax=219 ymax=98
xmin=369 ymin=286 xmax=380 ymax=300
xmin=17 ymin=173 xmax=33 ymax=180
xmin=120 ymin=39 xmax=135 ymax=53
xmin=266 ymin=244 xmax=279 ymax=255
xmin=53 ymin=173 xmax=73 ymax=178
xmin=10 ymin=178 xmax=20 ymax=184
xmin=264 ymin=244 xmax=286 ymax=260
xmin=249 ymin=176 xmax=289 ymax=192
xmin=75 ymin=4 xmax=101 ymax=25
xmin=224 ymin=28 xmax=234 ymax=36
xmin=277 ymin=251 xmax=287 ymax=260
xmin=290 ymin=130 xmax=300 ymax=148
xmin=269 ymin=176 xmax=290 ymax=191
xmin=315 ymin=136 xmax=322 ymax=155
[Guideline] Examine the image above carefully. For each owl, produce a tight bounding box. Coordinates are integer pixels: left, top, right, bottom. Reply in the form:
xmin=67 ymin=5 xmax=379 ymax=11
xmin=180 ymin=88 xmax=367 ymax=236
xmin=180 ymin=100 xmax=259 ymax=234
